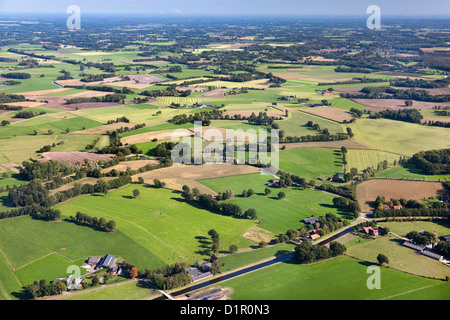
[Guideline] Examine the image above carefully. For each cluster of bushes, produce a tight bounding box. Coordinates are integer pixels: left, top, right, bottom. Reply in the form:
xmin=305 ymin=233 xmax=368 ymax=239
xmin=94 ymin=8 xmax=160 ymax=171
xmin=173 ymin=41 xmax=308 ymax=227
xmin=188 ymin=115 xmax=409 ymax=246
xmin=80 ymin=73 xmax=116 ymax=83
xmin=65 ymin=93 xmax=125 ymax=104
xmin=8 ymin=180 xmax=55 ymax=208
xmin=13 ymin=110 xmax=46 ymax=119
xmin=143 ymin=262 xmax=192 ymax=290
xmin=106 ymin=116 xmax=130 ymax=124
xmin=332 ymin=196 xmax=360 ymax=218
xmin=20 ymin=160 xmax=72 ymax=181
xmin=315 ymin=183 xmax=356 ymax=201
xmin=0 ymin=93 xmax=26 ymax=103
xmin=23 ymin=279 xmax=67 ymax=300
xmin=32 ymin=208 xmax=61 ymax=221
xmin=406 ymin=230 xmax=438 ymax=246
xmin=69 ymin=211 xmax=116 ymax=232
xmin=368 ymin=108 xmax=423 ymax=124
xmin=407 ymin=149 xmax=449 ymax=175
xmin=141 ymin=84 xmax=192 ymax=98
xmin=293 ymin=240 xmax=347 ymax=264
xmin=1 ymin=72 xmax=31 ymax=79
xmin=0 ymin=104 xmax=23 ymax=111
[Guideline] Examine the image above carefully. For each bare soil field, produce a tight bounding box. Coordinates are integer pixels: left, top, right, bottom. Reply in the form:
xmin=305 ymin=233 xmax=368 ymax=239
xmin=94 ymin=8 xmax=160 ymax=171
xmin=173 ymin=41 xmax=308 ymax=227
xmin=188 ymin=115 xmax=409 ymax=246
xmin=279 ymin=139 xmax=376 ymax=151
xmin=350 ymin=98 xmax=450 ymax=111
xmin=37 ymin=152 xmax=116 ymax=166
xmin=126 ymin=74 xmax=164 ymax=85
xmin=121 ymin=129 xmax=192 ymax=145
xmin=18 ymin=88 xmax=72 ymax=96
xmin=101 ymin=159 xmax=159 ymax=174
xmin=299 ymin=107 xmax=356 ymax=123
xmin=356 ymin=179 xmax=447 ymax=213
xmin=199 ymin=88 xmax=229 ymax=98
xmin=132 ymin=163 xmax=260 ymax=194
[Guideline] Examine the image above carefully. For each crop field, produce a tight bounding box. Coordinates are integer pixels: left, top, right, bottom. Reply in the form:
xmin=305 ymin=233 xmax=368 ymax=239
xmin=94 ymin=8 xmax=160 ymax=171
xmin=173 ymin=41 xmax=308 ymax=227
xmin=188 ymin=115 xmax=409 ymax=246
xmin=356 ymin=179 xmax=447 ymax=212
xmin=346 ymin=150 xmax=401 ymax=172
xmin=219 ymin=256 xmax=449 ymax=300
xmin=349 ymin=118 xmax=450 ymax=156
xmin=277 ymin=110 xmax=345 ymax=137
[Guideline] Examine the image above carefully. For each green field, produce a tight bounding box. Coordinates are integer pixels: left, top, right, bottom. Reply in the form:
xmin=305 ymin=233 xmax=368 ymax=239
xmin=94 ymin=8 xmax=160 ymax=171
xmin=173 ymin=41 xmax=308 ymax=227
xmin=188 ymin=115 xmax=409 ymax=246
xmin=349 ymin=118 xmax=450 ymax=156
xmin=55 ymin=185 xmax=256 ymax=267
xmin=199 ymin=173 xmax=354 ymax=234
xmin=346 ymin=234 xmax=450 ymax=279
xmin=220 ymin=256 xmax=449 ymax=300
xmin=279 ymin=148 xmax=343 ymax=179
xmin=375 ymin=164 xmax=450 ymax=182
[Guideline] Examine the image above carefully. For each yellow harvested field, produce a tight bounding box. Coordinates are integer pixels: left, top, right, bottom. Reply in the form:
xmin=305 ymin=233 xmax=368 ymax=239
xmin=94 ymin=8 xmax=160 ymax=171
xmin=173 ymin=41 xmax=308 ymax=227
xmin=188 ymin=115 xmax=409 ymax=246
xmin=101 ymin=159 xmax=159 ymax=174
xmin=188 ymin=127 xmax=256 ymax=142
xmin=121 ymin=129 xmax=192 ymax=145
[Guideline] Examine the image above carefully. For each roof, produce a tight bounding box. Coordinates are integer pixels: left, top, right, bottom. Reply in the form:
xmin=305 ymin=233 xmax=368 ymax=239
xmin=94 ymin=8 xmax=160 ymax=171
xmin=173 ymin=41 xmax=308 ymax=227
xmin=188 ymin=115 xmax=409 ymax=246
xmin=402 ymin=241 xmax=425 ymax=252
xmin=310 ymin=234 xmax=320 ymax=240
xmin=100 ymin=254 xmax=116 ymax=267
xmin=303 ymin=216 xmax=319 ymax=224
xmin=439 ymin=235 xmax=450 ymax=241
xmin=87 ymin=256 xmax=101 ymax=264
xmin=421 ymin=250 xmax=443 ymax=260
xmin=363 ymin=226 xmax=373 ymax=234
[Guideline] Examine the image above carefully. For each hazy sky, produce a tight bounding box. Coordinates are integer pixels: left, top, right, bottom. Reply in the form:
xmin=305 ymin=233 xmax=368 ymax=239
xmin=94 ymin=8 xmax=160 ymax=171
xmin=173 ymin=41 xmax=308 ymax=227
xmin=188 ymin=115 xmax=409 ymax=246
xmin=0 ymin=0 xmax=449 ymax=16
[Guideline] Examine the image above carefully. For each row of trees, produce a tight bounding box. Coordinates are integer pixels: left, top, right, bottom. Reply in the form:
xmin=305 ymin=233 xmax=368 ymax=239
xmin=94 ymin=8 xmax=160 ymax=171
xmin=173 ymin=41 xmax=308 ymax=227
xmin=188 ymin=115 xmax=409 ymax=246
xmin=69 ymin=211 xmax=116 ymax=232
xmin=368 ymin=108 xmax=423 ymax=124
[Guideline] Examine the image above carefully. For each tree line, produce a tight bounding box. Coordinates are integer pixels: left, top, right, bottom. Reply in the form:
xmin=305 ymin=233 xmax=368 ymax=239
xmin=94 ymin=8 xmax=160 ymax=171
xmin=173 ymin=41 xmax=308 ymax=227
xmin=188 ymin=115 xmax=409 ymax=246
xmin=69 ymin=211 xmax=116 ymax=232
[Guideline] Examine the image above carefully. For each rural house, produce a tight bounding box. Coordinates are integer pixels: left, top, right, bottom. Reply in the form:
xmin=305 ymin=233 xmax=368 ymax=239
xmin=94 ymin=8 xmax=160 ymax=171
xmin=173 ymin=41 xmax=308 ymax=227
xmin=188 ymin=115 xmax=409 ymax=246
xmin=363 ymin=226 xmax=380 ymax=237
xmin=302 ymin=216 xmax=319 ymax=225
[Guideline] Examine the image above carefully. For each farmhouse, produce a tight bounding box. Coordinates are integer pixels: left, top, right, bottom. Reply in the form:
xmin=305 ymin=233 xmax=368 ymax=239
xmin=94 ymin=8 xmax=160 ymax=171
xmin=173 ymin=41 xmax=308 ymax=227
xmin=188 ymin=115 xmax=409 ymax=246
xmin=278 ymin=96 xmax=295 ymax=101
xmin=363 ymin=226 xmax=380 ymax=237
xmin=332 ymin=173 xmax=345 ymax=182
xmin=439 ymin=235 xmax=450 ymax=242
xmin=302 ymin=216 xmax=319 ymax=225
xmin=266 ymin=179 xmax=280 ymax=187
xmin=186 ymin=263 xmax=213 ymax=282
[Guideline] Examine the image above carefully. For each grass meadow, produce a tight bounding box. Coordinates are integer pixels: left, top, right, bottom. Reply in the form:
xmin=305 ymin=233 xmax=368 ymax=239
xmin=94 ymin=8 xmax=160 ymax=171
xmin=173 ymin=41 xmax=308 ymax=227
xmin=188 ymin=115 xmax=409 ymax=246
xmin=220 ymin=256 xmax=449 ymax=300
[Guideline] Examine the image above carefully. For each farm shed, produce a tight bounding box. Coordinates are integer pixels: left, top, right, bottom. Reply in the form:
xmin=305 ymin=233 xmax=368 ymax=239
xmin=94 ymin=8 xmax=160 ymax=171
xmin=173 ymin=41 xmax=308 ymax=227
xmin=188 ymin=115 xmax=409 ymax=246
xmin=420 ymin=250 xmax=444 ymax=261
xmin=100 ymin=254 xmax=116 ymax=268
xmin=402 ymin=241 xmax=425 ymax=252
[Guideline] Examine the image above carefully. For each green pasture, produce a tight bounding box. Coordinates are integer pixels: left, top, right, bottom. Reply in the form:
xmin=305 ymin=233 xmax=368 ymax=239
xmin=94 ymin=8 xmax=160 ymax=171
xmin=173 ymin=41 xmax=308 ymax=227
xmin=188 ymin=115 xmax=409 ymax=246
xmin=220 ymin=256 xmax=449 ymax=300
